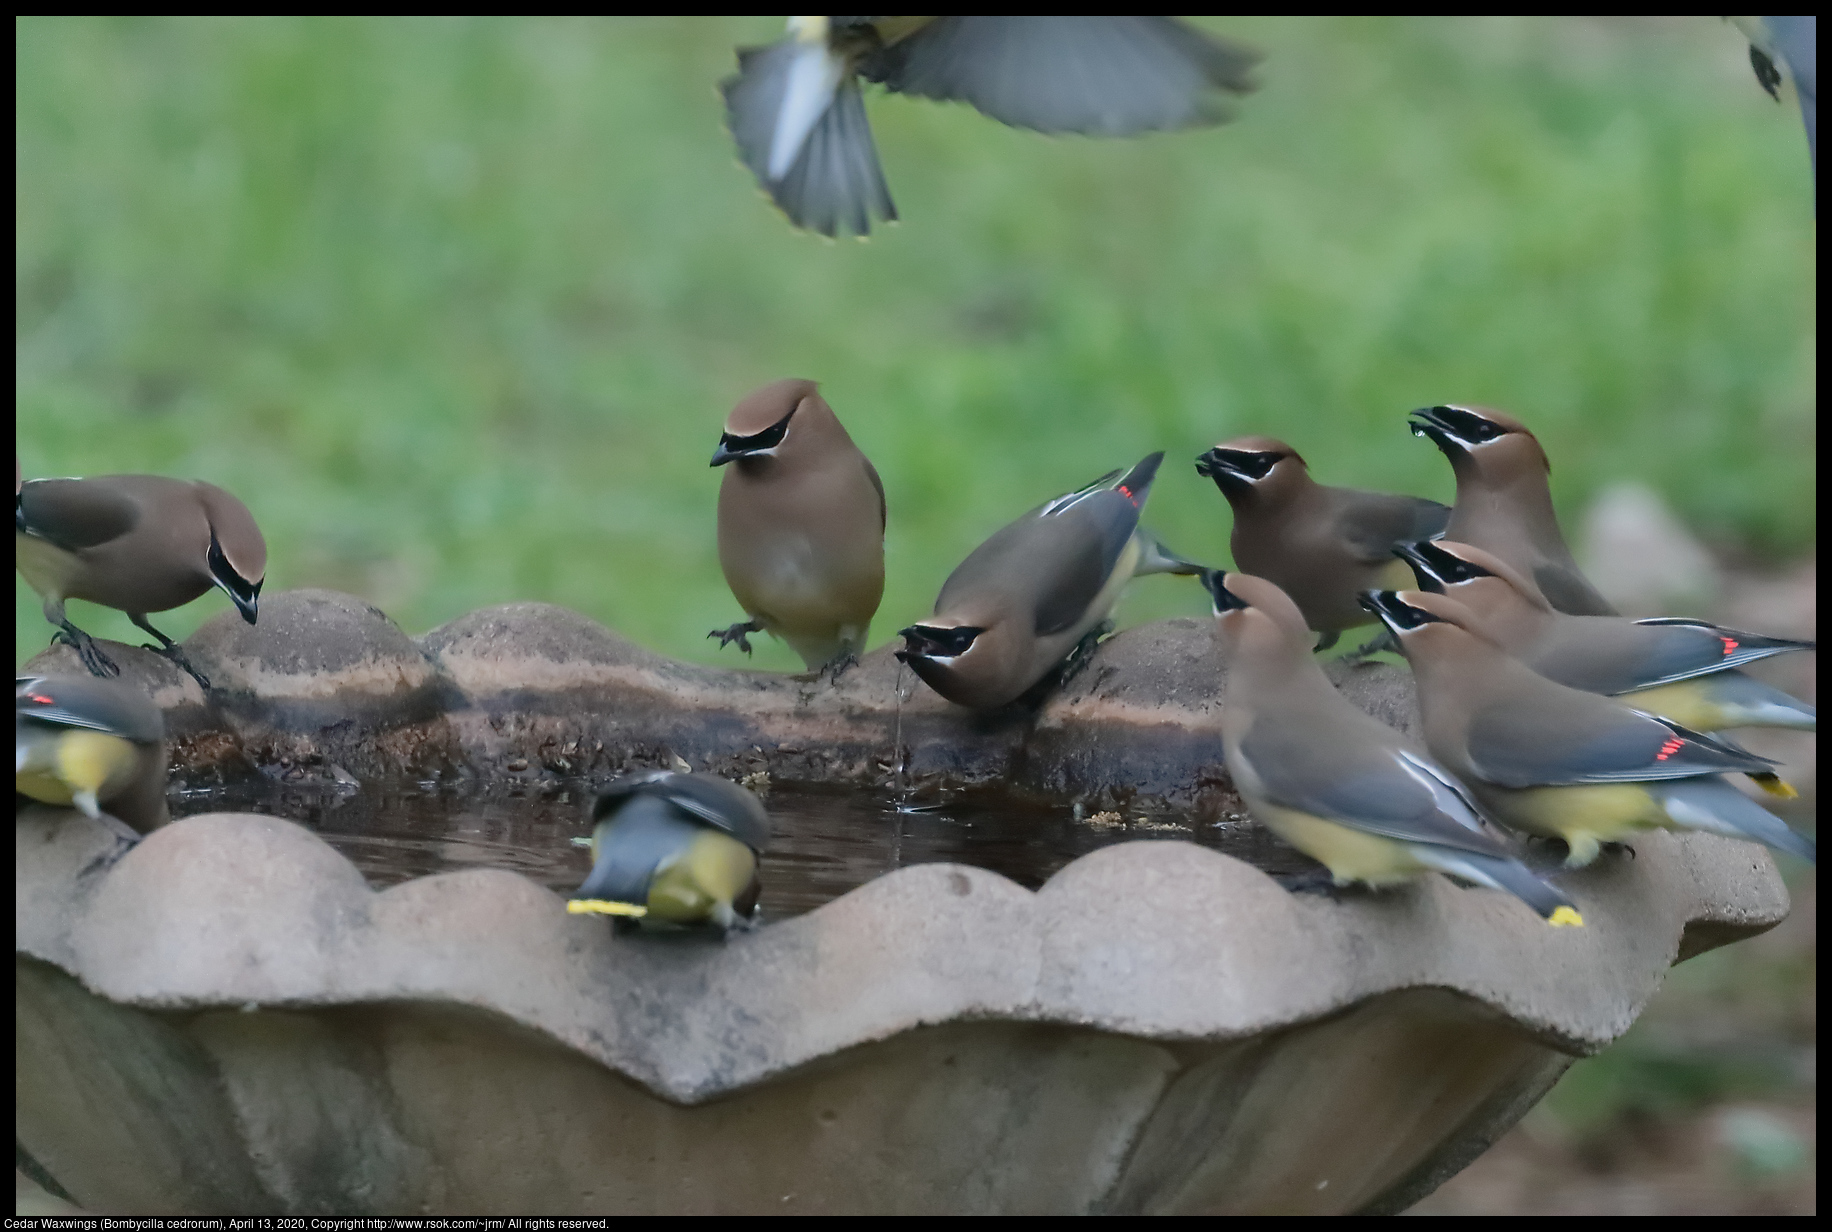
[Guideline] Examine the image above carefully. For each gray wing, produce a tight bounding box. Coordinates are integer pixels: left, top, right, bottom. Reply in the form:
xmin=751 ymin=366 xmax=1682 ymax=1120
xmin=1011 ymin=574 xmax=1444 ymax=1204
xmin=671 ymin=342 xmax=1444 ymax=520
xmin=1336 ymin=492 xmax=1453 ymax=565
xmin=722 ymin=41 xmax=896 ymax=236
xmin=1466 ymin=701 xmax=1771 ymax=788
xmin=17 ymin=674 xmax=166 ymax=745
xmin=862 ymin=16 xmax=1257 ymax=135
xmin=577 ymin=798 xmax=699 ymax=903
xmin=1241 ymin=723 xmax=1510 ymax=857
xmin=1764 ymin=16 xmax=1816 ymax=169
xmin=933 ymin=507 xmax=1110 ymax=638
xmin=17 ymin=479 xmax=141 ymax=551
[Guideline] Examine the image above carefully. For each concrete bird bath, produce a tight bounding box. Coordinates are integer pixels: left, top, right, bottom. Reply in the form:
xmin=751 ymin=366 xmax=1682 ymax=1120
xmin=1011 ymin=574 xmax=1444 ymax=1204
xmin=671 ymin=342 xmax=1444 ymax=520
xmin=16 ymin=590 xmax=1792 ymax=1215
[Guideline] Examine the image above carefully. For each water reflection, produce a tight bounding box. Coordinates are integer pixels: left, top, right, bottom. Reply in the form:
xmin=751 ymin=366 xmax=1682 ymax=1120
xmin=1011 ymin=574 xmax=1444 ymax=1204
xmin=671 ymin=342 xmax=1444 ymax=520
xmin=173 ymin=779 xmax=1311 ymax=921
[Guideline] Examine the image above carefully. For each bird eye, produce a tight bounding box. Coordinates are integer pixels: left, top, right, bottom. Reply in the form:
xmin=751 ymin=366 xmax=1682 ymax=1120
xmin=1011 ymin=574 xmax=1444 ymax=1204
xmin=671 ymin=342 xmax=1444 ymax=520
xmin=1431 ymin=407 xmax=1508 ymax=444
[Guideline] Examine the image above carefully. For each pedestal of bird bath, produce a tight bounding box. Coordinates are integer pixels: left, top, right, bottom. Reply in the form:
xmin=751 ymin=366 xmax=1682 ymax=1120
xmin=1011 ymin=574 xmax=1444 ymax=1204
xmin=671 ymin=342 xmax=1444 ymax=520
xmin=15 ymin=590 xmax=1792 ymax=1215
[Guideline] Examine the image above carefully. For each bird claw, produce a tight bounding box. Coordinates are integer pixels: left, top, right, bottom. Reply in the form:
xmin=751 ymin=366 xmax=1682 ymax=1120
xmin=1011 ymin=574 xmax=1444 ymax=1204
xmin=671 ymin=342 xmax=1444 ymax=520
xmin=1339 ymin=628 xmax=1398 ymax=664
xmin=1275 ymin=868 xmax=1348 ymax=898
xmin=708 ymin=621 xmax=763 ymax=656
xmin=820 ymin=652 xmax=859 ymax=684
xmin=1058 ymin=622 xmax=1113 ymax=687
xmin=150 ymin=644 xmax=212 ymax=691
xmin=54 ymin=626 xmax=120 ymax=678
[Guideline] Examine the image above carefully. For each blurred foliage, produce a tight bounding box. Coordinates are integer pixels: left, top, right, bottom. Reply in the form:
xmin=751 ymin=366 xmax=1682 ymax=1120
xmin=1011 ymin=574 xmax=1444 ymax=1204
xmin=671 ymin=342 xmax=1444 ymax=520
xmin=16 ymin=16 xmax=1817 ymax=670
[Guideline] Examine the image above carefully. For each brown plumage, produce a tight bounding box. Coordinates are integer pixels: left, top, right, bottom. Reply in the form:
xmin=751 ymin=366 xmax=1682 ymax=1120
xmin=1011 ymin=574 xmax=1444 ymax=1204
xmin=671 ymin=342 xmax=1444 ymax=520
xmin=1195 ymin=435 xmax=1448 ymax=645
xmin=1395 ymin=539 xmax=1816 ymax=733
xmin=1362 ymin=589 xmax=1814 ymax=868
xmin=1408 ymin=405 xmax=1615 ymax=616
xmin=710 ymin=379 xmax=885 ymax=676
xmin=16 ymin=474 xmax=267 ymax=686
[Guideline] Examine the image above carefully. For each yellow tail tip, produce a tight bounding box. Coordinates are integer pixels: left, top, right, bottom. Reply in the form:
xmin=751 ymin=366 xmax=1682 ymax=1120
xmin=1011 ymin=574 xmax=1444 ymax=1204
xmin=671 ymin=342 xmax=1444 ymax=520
xmin=1751 ymin=774 xmax=1799 ymax=799
xmin=1548 ymin=906 xmax=1585 ymax=928
xmin=567 ymin=899 xmax=647 ymax=918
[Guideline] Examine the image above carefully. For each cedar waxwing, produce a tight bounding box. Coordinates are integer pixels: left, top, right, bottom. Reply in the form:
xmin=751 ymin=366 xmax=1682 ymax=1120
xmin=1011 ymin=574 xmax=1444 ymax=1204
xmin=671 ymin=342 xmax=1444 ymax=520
xmin=1204 ymin=571 xmax=1581 ymax=925
xmin=16 ymin=673 xmax=168 ymax=836
xmin=1732 ymin=16 xmax=1816 ymax=171
xmin=896 ymin=452 xmax=1205 ymax=711
xmin=1362 ymin=590 xmax=1816 ymax=868
xmin=1396 ymin=539 xmax=1816 ymax=733
xmin=567 ymin=771 xmax=770 ymax=933
xmin=1407 ymin=405 xmax=1616 ymax=617
xmin=709 ymin=379 xmax=886 ymax=678
xmin=722 ymin=16 xmax=1258 ymax=236
xmin=16 ymin=474 xmax=266 ymax=688
xmin=1194 ymin=435 xmax=1450 ymax=649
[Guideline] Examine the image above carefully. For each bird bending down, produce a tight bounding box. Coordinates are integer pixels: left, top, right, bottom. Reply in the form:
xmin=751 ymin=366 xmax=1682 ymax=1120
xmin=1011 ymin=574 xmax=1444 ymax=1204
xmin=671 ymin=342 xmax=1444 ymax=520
xmin=16 ymin=474 xmax=266 ymax=689
xmin=1195 ymin=435 xmax=1449 ymax=651
xmin=16 ymin=673 xmax=170 ymax=838
xmin=722 ymin=16 xmax=1259 ymax=236
xmin=1362 ymin=590 xmax=1815 ymax=868
xmin=896 ymin=452 xmax=1207 ymax=711
xmin=1202 ymin=571 xmax=1579 ymax=924
xmin=1408 ymin=405 xmax=1615 ymax=617
xmin=568 ymin=771 xmax=771 ymax=933
xmin=1395 ymin=539 xmax=1816 ymax=734
xmin=710 ymin=378 xmax=885 ymax=679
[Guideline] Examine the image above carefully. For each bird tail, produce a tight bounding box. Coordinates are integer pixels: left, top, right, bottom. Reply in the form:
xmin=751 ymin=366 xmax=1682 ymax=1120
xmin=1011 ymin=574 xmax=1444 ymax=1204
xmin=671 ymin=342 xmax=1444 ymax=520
xmin=1652 ymin=777 xmax=1816 ymax=864
xmin=722 ymin=40 xmax=895 ymax=237
xmin=1426 ymin=848 xmax=1584 ymax=926
xmin=1133 ymin=527 xmax=1208 ymax=577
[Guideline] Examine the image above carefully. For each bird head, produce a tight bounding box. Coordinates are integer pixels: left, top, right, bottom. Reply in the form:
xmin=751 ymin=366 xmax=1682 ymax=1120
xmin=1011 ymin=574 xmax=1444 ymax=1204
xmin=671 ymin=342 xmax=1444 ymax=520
xmin=1407 ymin=405 xmax=1549 ymax=477
xmin=1194 ymin=436 xmax=1304 ymax=502
xmin=713 ymin=378 xmax=821 ymax=468
xmin=196 ymin=482 xmax=266 ymax=624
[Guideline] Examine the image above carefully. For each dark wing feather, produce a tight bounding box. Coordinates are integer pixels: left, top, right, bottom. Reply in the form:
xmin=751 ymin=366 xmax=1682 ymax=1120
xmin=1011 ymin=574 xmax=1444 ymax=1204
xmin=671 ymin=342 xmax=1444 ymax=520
xmin=862 ymin=16 xmax=1257 ymax=135
xmin=1467 ymin=702 xmax=1771 ymax=788
xmin=17 ymin=479 xmax=141 ymax=551
xmin=1336 ymin=492 xmax=1453 ymax=565
xmin=1241 ymin=725 xmax=1511 ymax=856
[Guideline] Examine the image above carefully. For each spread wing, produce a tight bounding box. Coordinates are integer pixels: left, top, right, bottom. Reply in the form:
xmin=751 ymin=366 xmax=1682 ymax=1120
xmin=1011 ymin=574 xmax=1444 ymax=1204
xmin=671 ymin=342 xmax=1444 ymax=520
xmin=861 ymin=16 xmax=1257 ymax=135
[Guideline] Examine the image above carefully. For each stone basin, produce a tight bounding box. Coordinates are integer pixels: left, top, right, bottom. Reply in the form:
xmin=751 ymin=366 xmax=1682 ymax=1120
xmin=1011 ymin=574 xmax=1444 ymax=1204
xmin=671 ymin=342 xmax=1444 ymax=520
xmin=15 ymin=590 xmax=1793 ymax=1215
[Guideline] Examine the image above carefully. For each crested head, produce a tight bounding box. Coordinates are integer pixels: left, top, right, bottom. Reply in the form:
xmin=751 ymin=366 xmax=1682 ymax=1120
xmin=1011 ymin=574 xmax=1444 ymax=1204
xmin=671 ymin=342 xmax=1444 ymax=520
xmin=712 ymin=378 xmax=847 ymax=468
xmin=1194 ymin=435 xmax=1306 ymax=500
xmin=1398 ymin=539 xmax=1548 ymax=609
xmin=1202 ymin=570 xmax=1315 ymax=665
xmin=194 ymin=481 xmax=265 ymax=624
xmin=1408 ymin=405 xmax=1549 ymax=475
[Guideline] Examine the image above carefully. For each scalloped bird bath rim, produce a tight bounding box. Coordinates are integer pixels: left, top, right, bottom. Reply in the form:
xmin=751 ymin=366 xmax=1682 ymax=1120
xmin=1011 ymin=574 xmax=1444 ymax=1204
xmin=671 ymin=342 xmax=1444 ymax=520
xmin=15 ymin=589 xmax=1793 ymax=1215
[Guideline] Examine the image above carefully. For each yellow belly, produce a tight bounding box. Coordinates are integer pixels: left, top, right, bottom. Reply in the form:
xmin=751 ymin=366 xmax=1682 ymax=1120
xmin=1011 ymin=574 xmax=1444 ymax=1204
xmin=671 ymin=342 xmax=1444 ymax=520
xmin=1478 ymin=782 xmax=1662 ymax=866
xmin=1253 ymin=800 xmax=1425 ymax=887
xmin=646 ymin=831 xmax=758 ymax=924
xmin=15 ymin=531 xmax=81 ymax=606
xmin=1614 ymin=681 xmax=1724 ymax=732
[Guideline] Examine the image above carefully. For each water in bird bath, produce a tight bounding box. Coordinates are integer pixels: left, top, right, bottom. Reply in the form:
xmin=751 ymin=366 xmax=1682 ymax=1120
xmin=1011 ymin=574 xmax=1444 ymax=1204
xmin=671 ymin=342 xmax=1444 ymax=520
xmin=171 ymin=779 xmax=1314 ymax=921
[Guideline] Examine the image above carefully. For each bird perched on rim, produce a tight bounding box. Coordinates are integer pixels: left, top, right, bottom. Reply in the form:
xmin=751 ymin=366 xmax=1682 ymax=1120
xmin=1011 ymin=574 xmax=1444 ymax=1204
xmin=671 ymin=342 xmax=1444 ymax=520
xmin=1395 ymin=539 xmax=1816 ymax=734
xmin=16 ymin=474 xmax=266 ymax=689
xmin=567 ymin=770 xmax=770 ymax=933
xmin=709 ymin=378 xmax=885 ymax=679
xmin=721 ymin=16 xmax=1259 ymax=236
xmin=1407 ymin=404 xmax=1615 ymax=618
xmin=1194 ymin=435 xmax=1449 ymax=650
xmin=1361 ymin=589 xmax=1815 ymax=868
xmin=16 ymin=673 xmax=168 ymax=838
xmin=896 ymin=452 xmax=1205 ymax=711
xmin=1731 ymin=16 xmax=1816 ymax=172
xmin=1203 ymin=571 xmax=1581 ymax=925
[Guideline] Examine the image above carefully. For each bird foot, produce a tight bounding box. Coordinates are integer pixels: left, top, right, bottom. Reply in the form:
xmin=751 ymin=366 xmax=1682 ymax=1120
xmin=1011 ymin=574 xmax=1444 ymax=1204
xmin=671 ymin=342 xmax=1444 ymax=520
xmin=53 ymin=625 xmax=120 ymax=678
xmin=1313 ymin=630 xmax=1341 ymax=654
xmin=708 ymin=620 xmax=764 ymax=656
xmin=1339 ymin=628 xmax=1399 ymax=664
xmin=1058 ymin=622 xmax=1113 ymax=687
xmin=145 ymin=642 xmax=212 ymax=691
xmin=819 ymin=651 xmax=860 ymax=685
xmin=1275 ymin=868 xmax=1349 ymax=898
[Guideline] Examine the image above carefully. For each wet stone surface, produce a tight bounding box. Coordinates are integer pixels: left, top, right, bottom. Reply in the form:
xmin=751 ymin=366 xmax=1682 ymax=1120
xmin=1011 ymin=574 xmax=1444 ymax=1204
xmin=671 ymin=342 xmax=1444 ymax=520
xmin=171 ymin=780 xmax=1318 ymax=922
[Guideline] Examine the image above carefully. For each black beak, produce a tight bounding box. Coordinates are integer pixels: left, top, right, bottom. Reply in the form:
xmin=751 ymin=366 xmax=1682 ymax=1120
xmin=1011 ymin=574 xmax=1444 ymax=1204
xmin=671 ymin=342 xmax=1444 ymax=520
xmin=234 ymin=589 xmax=260 ymax=625
xmin=1199 ymin=569 xmax=1248 ymax=613
xmin=1392 ymin=542 xmax=1447 ymax=594
xmin=1193 ymin=448 xmax=1231 ymax=481
xmin=1359 ymin=590 xmax=1440 ymax=633
xmin=1407 ymin=407 xmax=1461 ymax=456
xmin=710 ymin=437 xmax=744 ymax=467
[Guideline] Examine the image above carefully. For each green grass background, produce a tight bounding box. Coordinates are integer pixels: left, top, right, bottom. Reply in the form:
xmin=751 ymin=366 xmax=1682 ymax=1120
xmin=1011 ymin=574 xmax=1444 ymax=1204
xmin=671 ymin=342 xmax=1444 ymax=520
xmin=16 ymin=16 xmax=1816 ymax=673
